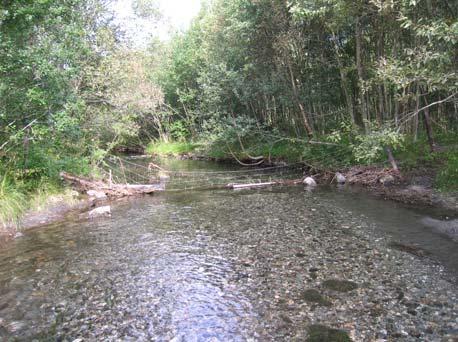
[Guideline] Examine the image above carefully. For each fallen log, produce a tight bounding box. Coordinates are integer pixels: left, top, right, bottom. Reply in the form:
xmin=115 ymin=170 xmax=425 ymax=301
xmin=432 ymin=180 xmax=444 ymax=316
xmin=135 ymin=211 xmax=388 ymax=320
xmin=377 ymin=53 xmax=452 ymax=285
xmin=60 ymin=172 xmax=162 ymax=198
xmin=229 ymin=181 xmax=278 ymax=190
xmin=227 ymin=179 xmax=303 ymax=190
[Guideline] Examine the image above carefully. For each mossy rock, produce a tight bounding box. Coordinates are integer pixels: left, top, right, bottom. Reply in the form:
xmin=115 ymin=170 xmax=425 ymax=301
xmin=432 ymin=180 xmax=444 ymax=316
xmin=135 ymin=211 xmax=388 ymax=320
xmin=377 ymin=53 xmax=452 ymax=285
xmin=322 ymin=279 xmax=358 ymax=292
xmin=307 ymin=324 xmax=352 ymax=342
xmin=302 ymin=289 xmax=332 ymax=307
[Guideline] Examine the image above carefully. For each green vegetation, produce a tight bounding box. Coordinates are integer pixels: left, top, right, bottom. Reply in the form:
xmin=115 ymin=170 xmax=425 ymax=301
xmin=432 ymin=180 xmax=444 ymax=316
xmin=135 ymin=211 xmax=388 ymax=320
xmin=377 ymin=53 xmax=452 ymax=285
xmin=435 ymin=152 xmax=458 ymax=191
xmin=0 ymin=175 xmax=27 ymax=229
xmin=146 ymin=141 xmax=201 ymax=156
xmin=150 ymin=0 xmax=457 ymax=185
xmin=0 ymin=0 xmax=164 ymax=229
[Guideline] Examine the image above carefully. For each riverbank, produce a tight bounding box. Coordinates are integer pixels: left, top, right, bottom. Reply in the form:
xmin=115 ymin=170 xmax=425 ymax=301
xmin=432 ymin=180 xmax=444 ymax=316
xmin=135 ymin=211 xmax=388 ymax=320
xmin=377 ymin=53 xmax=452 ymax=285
xmin=147 ymin=140 xmax=458 ymax=213
xmin=0 ymin=189 xmax=94 ymax=240
xmin=1 ymin=142 xmax=456 ymax=240
xmin=339 ymin=166 xmax=458 ymax=214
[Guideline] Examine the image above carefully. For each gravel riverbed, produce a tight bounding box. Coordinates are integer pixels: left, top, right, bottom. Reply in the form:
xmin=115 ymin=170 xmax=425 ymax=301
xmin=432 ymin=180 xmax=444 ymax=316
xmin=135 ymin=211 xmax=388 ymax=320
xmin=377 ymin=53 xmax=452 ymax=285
xmin=0 ymin=187 xmax=456 ymax=341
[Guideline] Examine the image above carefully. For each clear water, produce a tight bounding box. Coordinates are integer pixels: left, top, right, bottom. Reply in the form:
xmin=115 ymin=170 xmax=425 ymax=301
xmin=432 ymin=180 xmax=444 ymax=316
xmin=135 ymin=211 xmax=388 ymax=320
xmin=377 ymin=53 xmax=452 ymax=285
xmin=0 ymin=159 xmax=456 ymax=340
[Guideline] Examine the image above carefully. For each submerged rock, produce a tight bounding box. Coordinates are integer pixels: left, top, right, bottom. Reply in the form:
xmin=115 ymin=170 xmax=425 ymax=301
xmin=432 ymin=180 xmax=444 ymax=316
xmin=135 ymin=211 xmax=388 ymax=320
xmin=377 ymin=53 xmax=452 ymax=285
xmin=302 ymin=289 xmax=332 ymax=307
xmin=307 ymin=324 xmax=352 ymax=342
xmin=303 ymin=177 xmax=317 ymax=187
xmin=322 ymin=279 xmax=358 ymax=292
xmin=88 ymin=206 xmax=111 ymax=218
xmin=389 ymin=241 xmax=429 ymax=257
xmin=421 ymin=217 xmax=458 ymax=240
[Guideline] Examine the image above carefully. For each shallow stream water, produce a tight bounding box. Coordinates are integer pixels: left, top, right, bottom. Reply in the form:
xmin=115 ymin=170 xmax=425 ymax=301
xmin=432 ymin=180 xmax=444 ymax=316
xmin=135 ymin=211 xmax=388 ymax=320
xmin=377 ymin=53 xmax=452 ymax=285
xmin=0 ymin=159 xmax=456 ymax=341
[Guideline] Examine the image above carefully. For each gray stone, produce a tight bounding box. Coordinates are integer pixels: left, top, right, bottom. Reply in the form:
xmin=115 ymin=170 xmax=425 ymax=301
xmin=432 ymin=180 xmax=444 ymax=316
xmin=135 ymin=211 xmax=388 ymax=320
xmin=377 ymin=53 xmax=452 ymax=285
xmin=421 ymin=217 xmax=458 ymax=239
xmin=379 ymin=175 xmax=395 ymax=185
xmin=335 ymin=172 xmax=346 ymax=184
xmin=88 ymin=206 xmax=111 ymax=218
xmin=13 ymin=232 xmax=24 ymax=239
xmin=303 ymin=177 xmax=317 ymax=187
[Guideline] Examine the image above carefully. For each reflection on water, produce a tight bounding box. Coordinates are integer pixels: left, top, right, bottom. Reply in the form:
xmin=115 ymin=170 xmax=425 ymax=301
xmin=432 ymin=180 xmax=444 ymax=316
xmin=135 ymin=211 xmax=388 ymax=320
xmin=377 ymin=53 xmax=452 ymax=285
xmin=0 ymin=159 xmax=456 ymax=340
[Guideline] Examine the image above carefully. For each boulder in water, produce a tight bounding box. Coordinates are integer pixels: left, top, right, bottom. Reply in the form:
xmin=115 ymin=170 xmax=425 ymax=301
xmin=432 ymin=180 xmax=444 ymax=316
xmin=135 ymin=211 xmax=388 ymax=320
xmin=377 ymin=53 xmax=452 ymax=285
xmin=14 ymin=232 xmax=24 ymax=239
xmin=88 ymin=206 xmax=111 ymax=218
xmin=421 ymin=217 xmax=458 ymax=240
xmin=303 ymin=177 xmax=317 ymax=187
xmin=335 ymin=172 xmax=346 ymax=184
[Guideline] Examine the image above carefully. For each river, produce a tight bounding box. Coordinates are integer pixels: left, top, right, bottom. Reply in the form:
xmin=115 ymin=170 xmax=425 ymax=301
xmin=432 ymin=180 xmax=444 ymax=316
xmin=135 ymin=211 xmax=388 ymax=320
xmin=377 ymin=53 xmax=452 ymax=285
xmin=0 ymin=159 xmax=456 ymax=341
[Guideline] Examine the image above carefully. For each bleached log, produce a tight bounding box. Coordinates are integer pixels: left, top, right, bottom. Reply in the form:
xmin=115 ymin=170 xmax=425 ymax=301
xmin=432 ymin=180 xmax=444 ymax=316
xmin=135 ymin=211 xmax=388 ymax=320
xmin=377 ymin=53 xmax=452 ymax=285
xmin=227 ymin=179 xmax=302 ymax=190
xmin=60 ymin=172 xmax=162 ymax=198
xmin=229 ymin=182 xmax=278 ymax=190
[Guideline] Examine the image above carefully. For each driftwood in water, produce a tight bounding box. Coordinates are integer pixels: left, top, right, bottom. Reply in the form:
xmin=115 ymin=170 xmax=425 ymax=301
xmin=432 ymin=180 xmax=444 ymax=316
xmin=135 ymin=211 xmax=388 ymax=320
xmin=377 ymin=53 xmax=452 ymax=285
xmin=60 ymin=172 xmax=161 ymax=198
xmin=227 ymin=179 xmax=302 ymax=190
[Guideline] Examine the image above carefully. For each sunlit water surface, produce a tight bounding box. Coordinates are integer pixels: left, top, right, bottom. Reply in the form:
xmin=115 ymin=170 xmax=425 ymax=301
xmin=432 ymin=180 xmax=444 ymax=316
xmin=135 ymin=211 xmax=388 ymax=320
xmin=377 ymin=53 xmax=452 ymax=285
xmin=0 ymin=159 xmax=456 ymax=340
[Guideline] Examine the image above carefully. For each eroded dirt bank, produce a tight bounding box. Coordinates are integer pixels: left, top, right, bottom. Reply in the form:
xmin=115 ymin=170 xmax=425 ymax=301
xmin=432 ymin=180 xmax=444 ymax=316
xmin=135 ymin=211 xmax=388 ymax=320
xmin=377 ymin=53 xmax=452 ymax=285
xmin=338 ymin=166 xmax=457 ymax=214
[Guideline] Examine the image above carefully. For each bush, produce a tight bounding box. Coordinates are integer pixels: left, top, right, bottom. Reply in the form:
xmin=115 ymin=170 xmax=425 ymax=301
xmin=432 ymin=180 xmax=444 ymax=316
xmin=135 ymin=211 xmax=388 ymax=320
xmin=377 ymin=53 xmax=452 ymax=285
xmin=435 ymin=152 xmax=458 ymax=191
xmin=146 ymin=141 xmax=200 ymax=156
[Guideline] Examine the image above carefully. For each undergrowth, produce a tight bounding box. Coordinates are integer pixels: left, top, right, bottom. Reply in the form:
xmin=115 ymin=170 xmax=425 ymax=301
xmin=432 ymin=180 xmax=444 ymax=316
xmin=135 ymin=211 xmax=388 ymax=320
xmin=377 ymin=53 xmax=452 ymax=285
xmin=0 ymin=175 xmax=27 ymax=229
xmin=148 ymin=125 xmax=457 ymax=193
xmin=0 ymin=170 xmax=82 ymax=231
xmin=146 ymin=141 xmax=201 ymax=156
xmin=395 ymin=131 xmax=458 ymax=191
xmin=435 ymin=152 xmax=458 ymax=191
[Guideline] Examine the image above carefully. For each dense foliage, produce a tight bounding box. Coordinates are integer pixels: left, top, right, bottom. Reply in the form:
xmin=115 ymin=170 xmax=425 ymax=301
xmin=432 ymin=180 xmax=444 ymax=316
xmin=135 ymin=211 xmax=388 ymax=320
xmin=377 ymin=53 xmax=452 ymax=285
xmin=156 ymin=0 xmax=457 ymax=165
xmin=0 ymin=3 xmax=165 ymax=173
xmin=0 ymin=0 xmax=165 ymax=226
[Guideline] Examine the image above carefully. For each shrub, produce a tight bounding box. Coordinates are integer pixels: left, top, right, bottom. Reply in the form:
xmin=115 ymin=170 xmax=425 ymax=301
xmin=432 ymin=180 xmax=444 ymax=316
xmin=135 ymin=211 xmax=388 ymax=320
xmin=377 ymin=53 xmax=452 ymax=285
xmin=0 ymin=175 xmax=26 ymax=229
xmin=435 ymin=152 xmax=458 ymax=191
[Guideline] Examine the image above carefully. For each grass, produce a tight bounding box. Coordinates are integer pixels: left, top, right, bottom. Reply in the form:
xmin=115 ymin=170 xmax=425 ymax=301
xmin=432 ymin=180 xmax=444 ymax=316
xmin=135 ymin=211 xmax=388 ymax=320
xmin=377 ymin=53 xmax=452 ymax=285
xmin=0 ymin=175 xmax=79 ymax=232
xmin=0 ymin=175 xmax=27 ymax=230
xmin=394 ymin=132 xmax=458 ymax=192
xmin=203 ymin=138 xmax=308 ymax=162
xmin=146 ymin=141 xmax=201 ymax=156
xmin=435 ymin=152 xmax=458 ymax=191
xmin=204 ymin=138 xmax=354 ymax=171
xmin=28 ymin=183 xmax=79 ymax=213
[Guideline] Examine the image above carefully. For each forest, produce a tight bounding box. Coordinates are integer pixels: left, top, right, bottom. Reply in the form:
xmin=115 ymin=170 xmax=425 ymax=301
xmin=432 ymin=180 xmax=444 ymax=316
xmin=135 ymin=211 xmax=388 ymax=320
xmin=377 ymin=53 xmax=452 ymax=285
xmin=1 ymin=0 xmax=457 ymax=227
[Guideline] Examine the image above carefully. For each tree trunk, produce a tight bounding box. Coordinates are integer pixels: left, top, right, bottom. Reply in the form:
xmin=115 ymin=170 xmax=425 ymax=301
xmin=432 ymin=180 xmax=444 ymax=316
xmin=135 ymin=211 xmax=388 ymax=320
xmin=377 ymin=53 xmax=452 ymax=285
xmin=413 ymin=85 xmax=420 ymax=141
xmin=422 ymin=98 xmax=436 ymax=152
xmin=288 ymin=63 xmax=314 ymax=137
xmin=376 ymin=23 xmax=385 ymax=125
xmin=355 ymin=17 xmax=368 ymax=131
xmin=332 ymin=33 xmax=355 ymax=125
xmin=385 ymin=147 xmax=399 ymax=172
